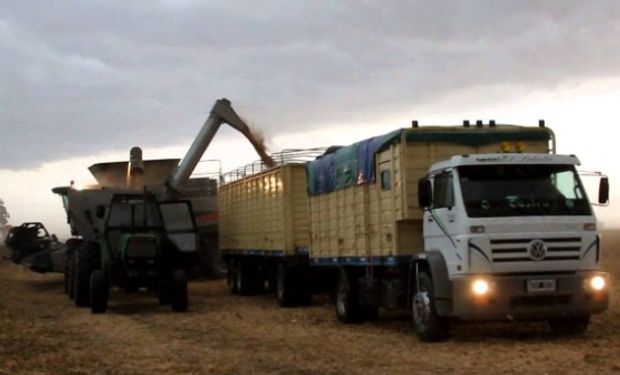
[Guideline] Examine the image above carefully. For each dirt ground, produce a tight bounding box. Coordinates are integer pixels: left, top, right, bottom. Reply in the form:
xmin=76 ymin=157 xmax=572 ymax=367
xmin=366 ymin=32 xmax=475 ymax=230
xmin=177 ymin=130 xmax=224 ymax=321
xmin=1 ymin=232 xmax=620 ymax=375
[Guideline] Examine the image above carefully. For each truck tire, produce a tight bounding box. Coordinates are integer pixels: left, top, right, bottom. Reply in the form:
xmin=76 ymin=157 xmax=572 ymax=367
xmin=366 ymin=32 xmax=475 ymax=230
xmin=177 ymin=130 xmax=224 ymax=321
xmin=74 ymin=241 xmax=100 ymax=308
xmin=411 ymin=272 xmax=450 ymax=342
xmin=276 ymin=263 xmax=296 ymax=307
xmin=227 ymin=261 xmax=239 ymax=295
xmin=335 ymin=268 xmax=363 ymax=324
xmin=171 ymin=270 xmax=188 ymax=312
xmin=90 ymin=270 xmax=109 ymax=314
xmin=547 ymin=315 xmax=590 ymax=335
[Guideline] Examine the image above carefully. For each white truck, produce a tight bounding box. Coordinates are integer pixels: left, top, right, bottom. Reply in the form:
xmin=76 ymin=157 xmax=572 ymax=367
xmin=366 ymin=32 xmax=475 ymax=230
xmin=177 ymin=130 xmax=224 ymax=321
xmin=413 ymin=151 xmax=609 ymax=340
xmin=220 ymin=122 xmax=610 ymax=341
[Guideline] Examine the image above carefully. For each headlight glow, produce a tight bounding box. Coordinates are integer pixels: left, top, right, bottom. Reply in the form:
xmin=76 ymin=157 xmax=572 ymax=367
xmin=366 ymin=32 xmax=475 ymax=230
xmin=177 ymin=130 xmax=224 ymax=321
xmin=472 ymin=279 xmax=490 ymax=296
xmin=590 ymin=276 xmax=606 ymax=291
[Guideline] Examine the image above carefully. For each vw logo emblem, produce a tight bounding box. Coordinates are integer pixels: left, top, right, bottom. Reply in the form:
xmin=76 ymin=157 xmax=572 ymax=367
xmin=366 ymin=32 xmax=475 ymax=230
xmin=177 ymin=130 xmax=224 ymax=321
xmin=528 ymin=239 xmax=547 ymax=261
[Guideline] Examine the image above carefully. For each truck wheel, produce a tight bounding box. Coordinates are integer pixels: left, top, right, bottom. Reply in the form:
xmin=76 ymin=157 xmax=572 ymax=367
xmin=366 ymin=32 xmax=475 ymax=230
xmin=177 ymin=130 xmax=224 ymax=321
xmin=547 ymin=315 xmax=590 ymax=335
xmin=74 ymin=242 xmax=100 ymax=308
xmin=412 ymin=272 xmax=450 ymax=342
xmin=276 ymin=264 xmax=296 ymax=307
xmin=335 ymin=268 xmax=363 ymax=324
xmin=90 ymin=270 xmax=109 ymax=314
xmin=227 ymin=261 xmax=239 ymax=295
xmin=171 ymin=270 xmax=188 ymax=312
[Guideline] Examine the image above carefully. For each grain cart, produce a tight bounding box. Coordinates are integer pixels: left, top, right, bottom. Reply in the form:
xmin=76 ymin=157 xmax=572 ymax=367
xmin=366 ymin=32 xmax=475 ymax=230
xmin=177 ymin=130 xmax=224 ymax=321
xmin=53 ymin=98 xmax=274 ymax=313
xmin=220 ymin=121 xmax=610 ymax=341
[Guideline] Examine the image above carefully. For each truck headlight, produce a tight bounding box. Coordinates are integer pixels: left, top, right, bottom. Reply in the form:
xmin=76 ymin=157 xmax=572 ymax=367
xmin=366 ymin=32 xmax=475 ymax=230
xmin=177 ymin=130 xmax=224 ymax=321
xmin=472 ymin=279 xmax=490 ymax=296
xmin=590 ymin=275 xmax=606 ymax=291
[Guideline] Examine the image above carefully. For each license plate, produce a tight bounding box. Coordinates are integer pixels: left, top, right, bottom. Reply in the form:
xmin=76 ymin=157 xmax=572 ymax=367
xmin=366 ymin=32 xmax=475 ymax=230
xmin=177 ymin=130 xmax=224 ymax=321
xmin=527 ymin=279 xmax=556 ymax=293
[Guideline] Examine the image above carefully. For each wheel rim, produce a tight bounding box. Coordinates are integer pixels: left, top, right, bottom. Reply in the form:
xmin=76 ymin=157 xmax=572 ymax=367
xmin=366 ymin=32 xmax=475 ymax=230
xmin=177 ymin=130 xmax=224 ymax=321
xmin=413 ymin=289 xmax=431 ymax=328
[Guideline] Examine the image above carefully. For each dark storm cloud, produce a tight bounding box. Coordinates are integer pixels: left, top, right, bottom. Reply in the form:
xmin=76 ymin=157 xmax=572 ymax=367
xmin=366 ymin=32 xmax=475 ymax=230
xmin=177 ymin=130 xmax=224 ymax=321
xmin=1 ymin=0 xmax=620 ymax=169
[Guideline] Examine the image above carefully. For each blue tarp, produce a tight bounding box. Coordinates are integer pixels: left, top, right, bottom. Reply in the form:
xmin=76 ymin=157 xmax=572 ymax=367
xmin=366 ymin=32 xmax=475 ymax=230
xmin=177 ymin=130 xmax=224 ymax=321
xmin=307 ymin=129 xmax=401 ymax=195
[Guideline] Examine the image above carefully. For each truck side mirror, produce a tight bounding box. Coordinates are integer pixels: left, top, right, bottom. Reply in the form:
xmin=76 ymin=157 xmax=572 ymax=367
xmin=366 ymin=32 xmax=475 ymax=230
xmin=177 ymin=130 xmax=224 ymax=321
xmin=599 ymin=177 xmax=609 ymax=204
xmin=418 ymin=178 xmax=432 ymax=209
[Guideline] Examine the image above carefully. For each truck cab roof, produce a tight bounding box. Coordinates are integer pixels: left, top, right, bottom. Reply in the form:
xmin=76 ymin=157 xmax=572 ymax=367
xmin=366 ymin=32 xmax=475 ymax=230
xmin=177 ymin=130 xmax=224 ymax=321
xmin=429 ymin=153 xmax=580 ymax=174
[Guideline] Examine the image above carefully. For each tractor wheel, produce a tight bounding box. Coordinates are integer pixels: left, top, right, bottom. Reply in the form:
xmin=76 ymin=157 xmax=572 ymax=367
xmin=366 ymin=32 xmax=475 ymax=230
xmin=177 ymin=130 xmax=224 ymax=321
xmin=548 ymin=315 xmax=590 ymax=335
xmin=74 ymin=241 xmax=100 ymax=308
xmin=158 ymin=280 xmax=171 ymax=305
xmin=90 ymin=270 xmax=109 ymax=314
xmin=68 ymin=251 xmax=77 ymax=300
xmin=411 ymin=272 xmax=451 ymax=342
xmin=335 ymin=267 xmax=363 ymax=324
xmin=171 ymin=270 xmax=188 ymax=312
xmin=64 ymin=239 xmax=81 ymax=295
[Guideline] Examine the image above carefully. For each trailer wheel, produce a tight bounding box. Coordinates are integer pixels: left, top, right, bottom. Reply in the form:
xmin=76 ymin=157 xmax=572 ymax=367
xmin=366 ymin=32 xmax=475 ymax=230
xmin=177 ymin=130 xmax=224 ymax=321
xmin=547 ymin=315 xmax=590 ymax=335
xmin=74 ymin=241 xmax=100 ymax=308
xmin=335 ymin=268 xmax=363 ymax=324
xmin=412 ymin=272 xmax=450 ymax=342
xmin=227 ymin=261 xmax=239 ymax=295
xmin=90 ymin=270 xmax=109 ymax=314
xmin=276 ymin=264 xmax=296 ymax=307
xmin=171 ymin=270 xmax=188 ymax=312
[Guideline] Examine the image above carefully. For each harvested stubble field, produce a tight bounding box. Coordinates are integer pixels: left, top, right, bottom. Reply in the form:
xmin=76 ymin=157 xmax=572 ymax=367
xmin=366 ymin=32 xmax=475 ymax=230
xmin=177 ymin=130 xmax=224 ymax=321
xmin=1 ymin=231 xmax=620 ymax=375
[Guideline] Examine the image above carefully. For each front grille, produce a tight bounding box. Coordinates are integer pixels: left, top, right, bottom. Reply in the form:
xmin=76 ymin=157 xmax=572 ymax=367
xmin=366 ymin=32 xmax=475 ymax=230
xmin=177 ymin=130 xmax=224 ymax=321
xmin=490 ymin=238 xmax=581 ymax=263
xmin=126 ymin=240 xmax=158 ymax=258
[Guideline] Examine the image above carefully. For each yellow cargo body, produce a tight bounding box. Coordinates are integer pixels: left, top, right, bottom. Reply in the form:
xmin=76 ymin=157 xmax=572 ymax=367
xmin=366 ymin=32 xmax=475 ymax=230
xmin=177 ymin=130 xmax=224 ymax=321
xmin=219 ymin=163 xmax=309 ymax=256
xmin=308 ymin=125 xmax=551 ymax=263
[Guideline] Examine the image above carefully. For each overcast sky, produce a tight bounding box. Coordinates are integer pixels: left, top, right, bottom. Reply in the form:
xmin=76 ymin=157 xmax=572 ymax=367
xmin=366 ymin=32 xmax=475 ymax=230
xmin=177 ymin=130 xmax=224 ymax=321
xmin=1 ymin=1 xmax=620 ymax=236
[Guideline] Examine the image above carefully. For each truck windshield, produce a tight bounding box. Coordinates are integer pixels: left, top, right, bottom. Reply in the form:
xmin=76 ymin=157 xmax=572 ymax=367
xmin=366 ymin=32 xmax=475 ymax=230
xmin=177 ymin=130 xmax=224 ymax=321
xmin=458 ymin=164 xmax=592 ymax=217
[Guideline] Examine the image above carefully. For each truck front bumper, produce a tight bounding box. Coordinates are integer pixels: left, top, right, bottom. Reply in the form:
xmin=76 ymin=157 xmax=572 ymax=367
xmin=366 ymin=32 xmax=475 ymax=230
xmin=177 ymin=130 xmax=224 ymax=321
xmin=448 ymin=272 xmax=609 ymax=321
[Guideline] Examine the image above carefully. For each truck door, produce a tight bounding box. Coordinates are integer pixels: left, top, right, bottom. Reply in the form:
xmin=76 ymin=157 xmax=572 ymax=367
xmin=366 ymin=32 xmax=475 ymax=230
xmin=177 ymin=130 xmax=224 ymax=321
xmin=423 ymin=170 xmax=458 ymax=253
xmin=159 ymin=201 xmax=198 ymax=253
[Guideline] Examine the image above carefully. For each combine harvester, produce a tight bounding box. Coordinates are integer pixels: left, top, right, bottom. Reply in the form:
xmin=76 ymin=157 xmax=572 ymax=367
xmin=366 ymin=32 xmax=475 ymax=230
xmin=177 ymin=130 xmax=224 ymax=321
xmin=219 ymin=120 xmax=610 ymax=341
xmin=53 ymin=99 xmax=273 ymax=313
